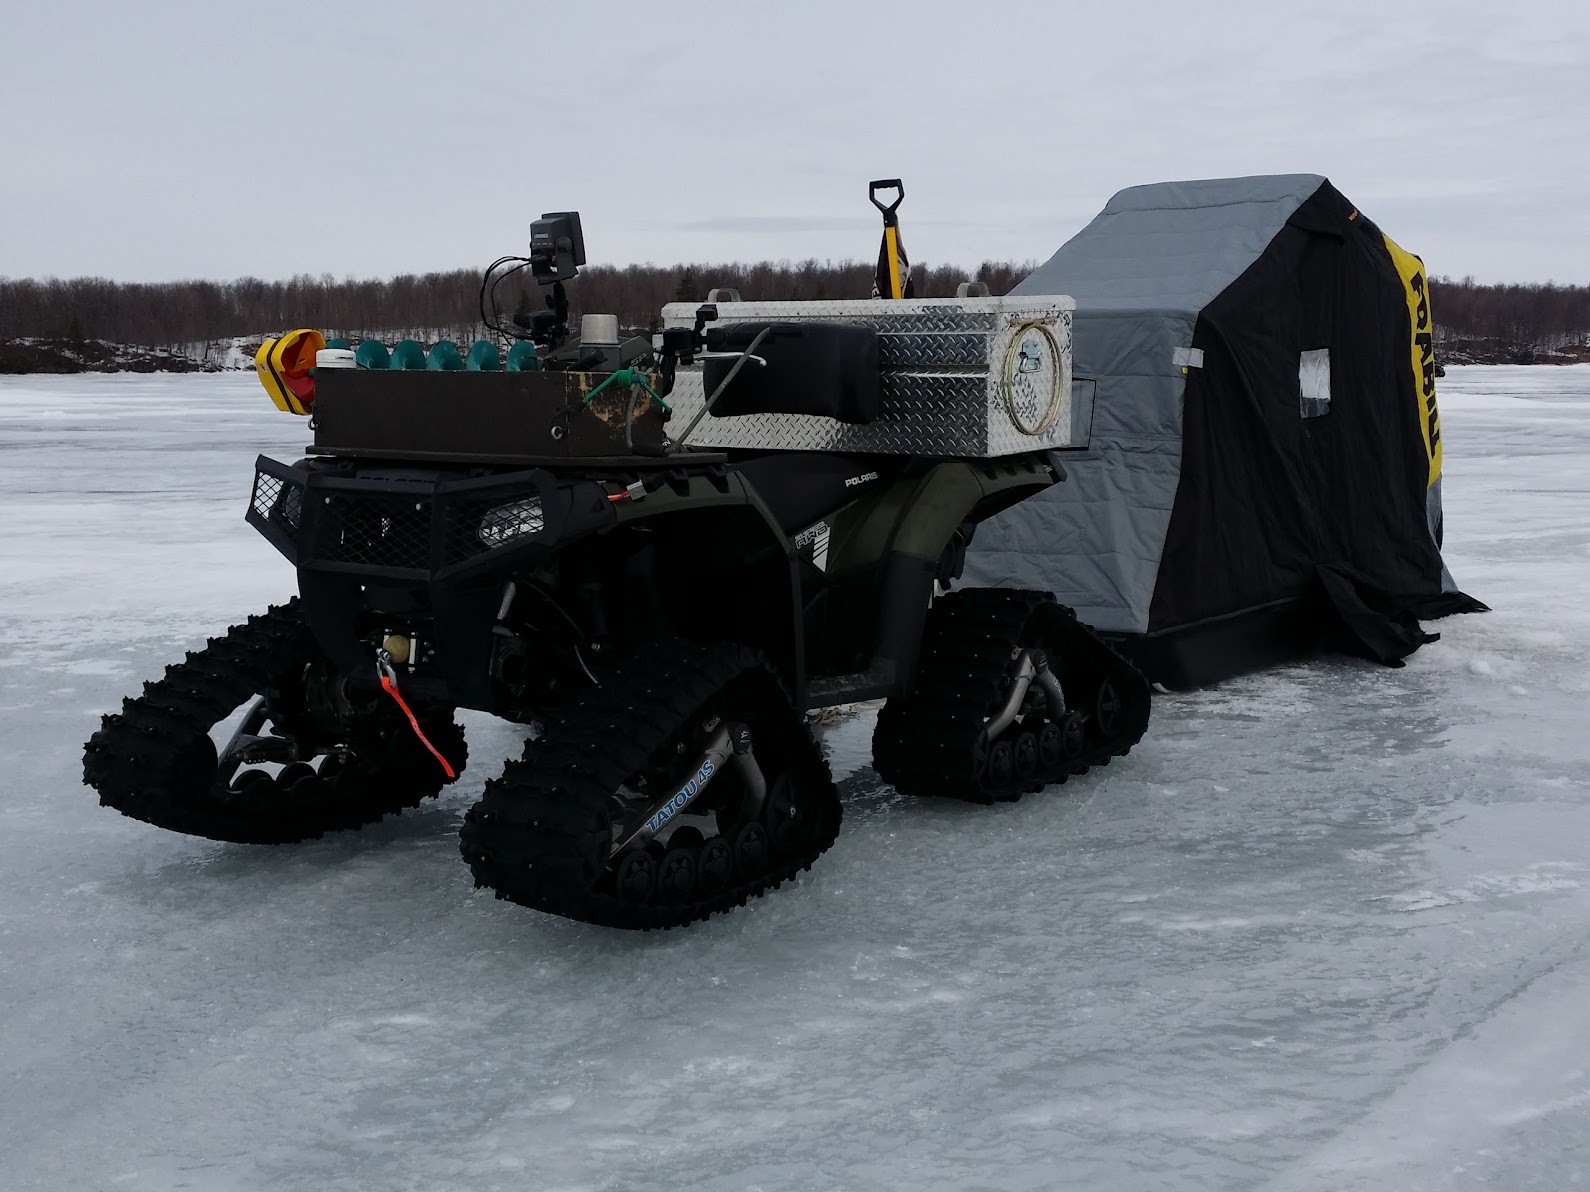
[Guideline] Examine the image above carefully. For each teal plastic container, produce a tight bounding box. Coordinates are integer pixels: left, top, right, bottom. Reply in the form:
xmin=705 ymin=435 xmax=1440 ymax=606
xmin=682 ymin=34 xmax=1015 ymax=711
xmin=325 ymin=337 xmax=351 ymax=351
xmin=390 ymin=339 xmax=426 ymax=370
xmin=427 ymin=340 xmax=464 ymax=371
xmin=354 ymin=340 xmax=390 ymax=369
xmin=505 ymin=341 xmax=539 ymax=372
xmin=466 ymin=340 xmax=502 ymax=371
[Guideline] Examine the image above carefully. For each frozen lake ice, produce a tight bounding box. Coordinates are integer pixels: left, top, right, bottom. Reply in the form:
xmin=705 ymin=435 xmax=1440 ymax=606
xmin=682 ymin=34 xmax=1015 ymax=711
xmin=1 ymin=367 xmax=1588 ymax=1190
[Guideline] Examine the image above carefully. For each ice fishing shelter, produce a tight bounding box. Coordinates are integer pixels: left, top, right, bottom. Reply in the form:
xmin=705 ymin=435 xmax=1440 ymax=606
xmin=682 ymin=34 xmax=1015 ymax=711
xmin=962 ymin=174 xmax=1483 ymax=687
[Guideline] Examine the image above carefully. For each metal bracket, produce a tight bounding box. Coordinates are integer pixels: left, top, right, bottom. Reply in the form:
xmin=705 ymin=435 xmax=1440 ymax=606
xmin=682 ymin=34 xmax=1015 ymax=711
xmin=612 ymin=723 xmax=737 ymax=855
xmin=216 ymin=697 xmax=299 ymax=784
xmin=982 ymin=648 xmax=1066 ymax=741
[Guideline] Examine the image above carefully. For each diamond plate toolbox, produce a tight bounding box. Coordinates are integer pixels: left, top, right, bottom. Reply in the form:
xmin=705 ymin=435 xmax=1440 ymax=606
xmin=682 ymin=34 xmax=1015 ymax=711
xmin=660 ymin=296 xmax=1075 ymax=456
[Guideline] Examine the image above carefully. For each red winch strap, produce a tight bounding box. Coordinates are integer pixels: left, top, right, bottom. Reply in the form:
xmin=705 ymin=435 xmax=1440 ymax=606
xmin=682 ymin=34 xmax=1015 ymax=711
xmin=379 ymin=672 xmax=457 ymax=779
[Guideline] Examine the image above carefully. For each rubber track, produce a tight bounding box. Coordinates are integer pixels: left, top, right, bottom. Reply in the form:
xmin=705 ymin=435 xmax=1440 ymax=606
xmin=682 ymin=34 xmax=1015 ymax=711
xmin=459 ymin=640 xmax=841 ymax=930
xmin=82 ymin=599 xmax=466 ymax=844
xmin=872 ymin=588 xmax=1151 ymax=803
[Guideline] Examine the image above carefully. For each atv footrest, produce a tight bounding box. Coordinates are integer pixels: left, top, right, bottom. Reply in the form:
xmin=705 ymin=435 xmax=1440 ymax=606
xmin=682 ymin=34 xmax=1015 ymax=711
xmin=804 ymin=664 xmax=898 ymax=709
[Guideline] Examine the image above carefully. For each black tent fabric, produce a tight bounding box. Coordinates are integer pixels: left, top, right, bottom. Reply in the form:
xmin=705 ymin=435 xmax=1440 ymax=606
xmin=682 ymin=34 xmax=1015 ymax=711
xmin=1150 ymin=182 xmax=1485 ymax=677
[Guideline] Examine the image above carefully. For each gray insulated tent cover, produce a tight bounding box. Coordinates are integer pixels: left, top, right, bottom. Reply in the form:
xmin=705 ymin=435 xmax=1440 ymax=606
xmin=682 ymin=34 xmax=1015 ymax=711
xmin=962 ymin=174 xmax=1484 ymax=688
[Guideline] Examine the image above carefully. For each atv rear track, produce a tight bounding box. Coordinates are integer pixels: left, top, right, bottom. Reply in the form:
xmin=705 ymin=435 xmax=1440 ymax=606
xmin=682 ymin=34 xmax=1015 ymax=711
xmin=873 ymin=588 xmax=1151 ymax=803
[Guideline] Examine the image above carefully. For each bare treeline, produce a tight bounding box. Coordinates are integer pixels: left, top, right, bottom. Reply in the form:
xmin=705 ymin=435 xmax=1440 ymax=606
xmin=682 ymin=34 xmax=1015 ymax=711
xmin=1429 ymin=277 xmax=1590 ymax=348
xmin=4 ymin=267 xmax=1581 ymax=354
xmin=0 ymin=260 xmax=1035 ymax=348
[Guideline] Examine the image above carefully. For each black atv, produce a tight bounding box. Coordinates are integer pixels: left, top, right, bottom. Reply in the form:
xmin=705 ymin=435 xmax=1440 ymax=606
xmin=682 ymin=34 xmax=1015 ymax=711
xmin=83 ymin=209 xmax=1150 ymax=930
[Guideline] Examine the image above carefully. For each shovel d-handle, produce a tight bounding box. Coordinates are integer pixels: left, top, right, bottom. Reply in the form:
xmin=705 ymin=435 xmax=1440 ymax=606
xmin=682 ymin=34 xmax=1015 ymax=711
xmin=869 ymin=179 xmax=905 ymax=225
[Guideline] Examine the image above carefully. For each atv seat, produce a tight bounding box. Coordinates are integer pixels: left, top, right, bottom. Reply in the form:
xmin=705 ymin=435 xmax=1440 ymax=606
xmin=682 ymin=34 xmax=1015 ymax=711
xmin=734 ymin=453 xmax=899 ymax=535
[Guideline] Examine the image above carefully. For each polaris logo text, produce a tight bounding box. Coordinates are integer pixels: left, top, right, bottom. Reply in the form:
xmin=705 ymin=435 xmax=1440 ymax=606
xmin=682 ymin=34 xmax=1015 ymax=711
xmin=845 ymin=471 xmax=880 ymax=488
xmin=646 ymin=759 xmax=716 ymax=835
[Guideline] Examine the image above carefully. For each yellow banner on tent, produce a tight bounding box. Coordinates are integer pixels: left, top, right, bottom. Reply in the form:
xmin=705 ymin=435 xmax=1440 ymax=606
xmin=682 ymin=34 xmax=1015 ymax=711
xmin=1383 ymin=236 xmax=1441 ymax=488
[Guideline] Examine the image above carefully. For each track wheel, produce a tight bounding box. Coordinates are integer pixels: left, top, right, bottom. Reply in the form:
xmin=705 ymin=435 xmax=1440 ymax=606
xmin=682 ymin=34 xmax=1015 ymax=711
xmin=275 ymin=762 xmax=317 ymax=790
xmin=1061 ymin=713 xmax=1086 ymax=759
xmin=732 ymin=821 xmax=770 ymax=879
xmin=1038 ymin=722 xmax=1063 ymax=768
xmin=698 ymin=837 xmax=734 ymax=894
xmin=658 ymin=847 xmax=698 ymax=903
xmin=1013 ymin=731 xmax=1039 ymax=779
xmin=231 ymin=767 xmax=275 ymax=799
xmin=986 ymin=739 xmax=1015 ymax=791
xmin=614 ymin=851 xmax=657 ymax=904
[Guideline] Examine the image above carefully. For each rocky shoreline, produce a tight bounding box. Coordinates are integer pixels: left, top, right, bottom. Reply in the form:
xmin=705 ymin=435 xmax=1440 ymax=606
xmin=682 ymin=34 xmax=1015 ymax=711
xmin=0 ymin=337 xmax=216 ymax=374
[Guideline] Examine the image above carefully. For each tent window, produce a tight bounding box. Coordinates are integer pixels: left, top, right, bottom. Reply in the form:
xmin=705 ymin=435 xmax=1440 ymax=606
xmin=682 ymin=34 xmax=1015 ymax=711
xmin=1299 ymin=348 xmax=1331 ymax=418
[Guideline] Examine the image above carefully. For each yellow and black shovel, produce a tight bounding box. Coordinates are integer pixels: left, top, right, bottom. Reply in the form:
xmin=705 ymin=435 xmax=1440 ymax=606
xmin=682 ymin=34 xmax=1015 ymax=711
xmin=869 ymin=179 xmax=914 ymax=300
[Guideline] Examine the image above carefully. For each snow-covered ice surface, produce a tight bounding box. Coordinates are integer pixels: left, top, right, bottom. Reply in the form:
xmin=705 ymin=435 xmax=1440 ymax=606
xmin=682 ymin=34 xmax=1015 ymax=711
xmin=2 ymin=367 xmax=1588 ymax=1191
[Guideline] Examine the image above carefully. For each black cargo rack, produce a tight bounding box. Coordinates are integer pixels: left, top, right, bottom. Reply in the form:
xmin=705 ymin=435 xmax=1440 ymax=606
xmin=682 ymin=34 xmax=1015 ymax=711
xmin=308 ymin=369 xmax=719 ymax=468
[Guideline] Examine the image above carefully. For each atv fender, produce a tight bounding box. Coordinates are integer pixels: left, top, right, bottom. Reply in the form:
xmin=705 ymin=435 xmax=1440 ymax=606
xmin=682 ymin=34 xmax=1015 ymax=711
xmin=826 ymin=457 xmax=1055 ymax=574
xmin=809 ymin=457 xmax=1056 ymax=702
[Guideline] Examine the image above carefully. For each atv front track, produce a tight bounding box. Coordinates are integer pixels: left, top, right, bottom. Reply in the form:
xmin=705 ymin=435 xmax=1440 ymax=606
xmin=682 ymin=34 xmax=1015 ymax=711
xmin=460 ymin=640 xmax=841 ymax=929
xmin=82 ymin=600 xmax=466 ymax=844
xmin=872 ymin=588 xmax=1151 ymax=802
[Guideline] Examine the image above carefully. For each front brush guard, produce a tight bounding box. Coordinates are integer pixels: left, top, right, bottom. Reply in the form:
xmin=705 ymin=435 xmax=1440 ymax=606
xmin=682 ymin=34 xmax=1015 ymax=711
xmin=246 ymin=456 xmax=617 ymax=708
xmin=246 ymin=455 xmax=615 ymax=584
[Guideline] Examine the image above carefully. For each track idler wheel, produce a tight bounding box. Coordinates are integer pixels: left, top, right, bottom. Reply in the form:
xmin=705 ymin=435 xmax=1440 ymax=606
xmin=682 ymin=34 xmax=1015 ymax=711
xmin=1094 ymin=677 xmax=1123 ymax=739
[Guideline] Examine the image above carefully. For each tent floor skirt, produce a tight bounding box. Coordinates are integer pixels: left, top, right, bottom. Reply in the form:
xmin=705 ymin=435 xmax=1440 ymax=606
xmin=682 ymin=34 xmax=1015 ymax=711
xmin=1109 ymin=579 xmax=1486 ymax=690
xmin=1109 ymin=599 xmax=1317 ymax=690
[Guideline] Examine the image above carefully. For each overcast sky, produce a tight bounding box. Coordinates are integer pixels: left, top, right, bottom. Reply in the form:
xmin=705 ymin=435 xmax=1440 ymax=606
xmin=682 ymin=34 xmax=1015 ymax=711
xmin=2 ymin=0 xmax=1585 ymax=285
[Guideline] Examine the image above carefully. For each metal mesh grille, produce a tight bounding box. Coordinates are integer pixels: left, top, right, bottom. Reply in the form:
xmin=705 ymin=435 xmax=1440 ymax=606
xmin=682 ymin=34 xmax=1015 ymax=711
xmin=251 ymin=473 xmax=282 ymax=519
xmin=318 ymin=493 xmax=433 ymax=570
xmin=250 ymin=470 xmax=303 ymax=541
xmin=446 ymin=500 xmax=493 ymax=566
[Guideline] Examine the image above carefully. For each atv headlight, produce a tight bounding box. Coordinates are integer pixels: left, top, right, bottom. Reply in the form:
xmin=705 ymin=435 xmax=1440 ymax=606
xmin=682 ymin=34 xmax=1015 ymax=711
xmin=477 ymin=496 xmax=545 ymax=548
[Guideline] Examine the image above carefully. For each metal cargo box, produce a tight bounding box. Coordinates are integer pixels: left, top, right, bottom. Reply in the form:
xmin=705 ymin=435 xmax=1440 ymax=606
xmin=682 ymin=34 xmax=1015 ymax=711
xmin=660 ymin=295 xmax=1075 ymax=457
